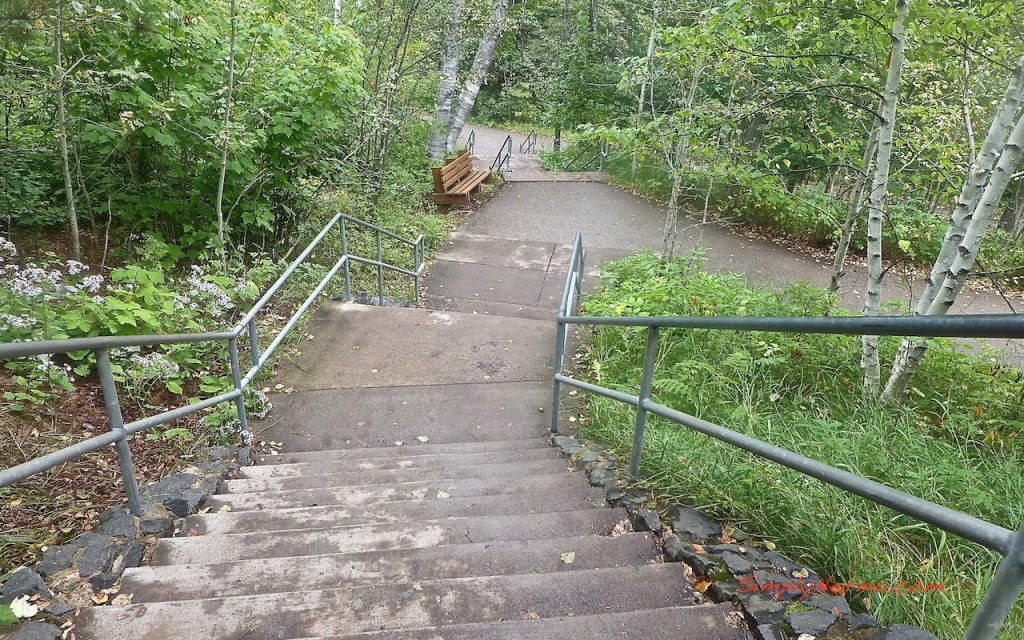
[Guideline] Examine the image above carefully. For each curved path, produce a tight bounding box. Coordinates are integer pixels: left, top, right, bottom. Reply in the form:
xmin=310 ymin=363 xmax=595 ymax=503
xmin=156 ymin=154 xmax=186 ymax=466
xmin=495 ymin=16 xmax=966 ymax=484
xmin=452 ymin=125 xmax=1023 ymax=364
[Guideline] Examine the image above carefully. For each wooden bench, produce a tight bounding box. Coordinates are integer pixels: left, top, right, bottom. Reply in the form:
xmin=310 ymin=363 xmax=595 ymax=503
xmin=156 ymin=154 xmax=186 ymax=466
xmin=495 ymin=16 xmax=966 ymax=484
xmin=432 ymin=149 xmax=491 ymax=205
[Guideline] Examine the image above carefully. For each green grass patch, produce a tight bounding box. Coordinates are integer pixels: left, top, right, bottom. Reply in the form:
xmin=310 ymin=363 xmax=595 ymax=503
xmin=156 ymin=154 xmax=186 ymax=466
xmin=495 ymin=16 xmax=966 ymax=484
xmin=578 ymin=252 xmax=1024 ymax=639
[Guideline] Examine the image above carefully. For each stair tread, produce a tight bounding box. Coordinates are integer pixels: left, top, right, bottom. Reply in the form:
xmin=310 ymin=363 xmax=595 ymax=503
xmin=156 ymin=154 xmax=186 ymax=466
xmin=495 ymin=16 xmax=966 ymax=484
xmin=242 ymin=446 xmax=560 ymax=478
xmin=305 ymin=605 xmax=745 ymax=640
xmin=258 ymin=437 xmax=553 ymax=464
xmin=74 ymin=564 xmax=704 ymax=640
xmin=188 ymin=484 xmax=605 ymax=535
xmin=206 ymin=472 xmax=591 ymax=511
xmin=121 ymin=533 xmax=660 ymax=602
xmin=152 ymin=509 xmax=629 ymax=566
xmin=224 ymin=458 xmax=573 ymax=493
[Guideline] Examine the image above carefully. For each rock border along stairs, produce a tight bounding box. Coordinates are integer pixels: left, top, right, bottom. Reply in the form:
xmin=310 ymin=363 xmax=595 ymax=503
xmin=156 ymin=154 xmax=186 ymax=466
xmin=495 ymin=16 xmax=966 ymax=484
xmin=72 ymin=232 xmax=749 ymax=639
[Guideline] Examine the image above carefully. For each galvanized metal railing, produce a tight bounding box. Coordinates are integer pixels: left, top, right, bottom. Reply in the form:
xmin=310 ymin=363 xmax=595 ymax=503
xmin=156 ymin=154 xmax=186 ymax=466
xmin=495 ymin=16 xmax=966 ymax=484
xmin=491 ymin=134 xmax=513 ymax=172
xmin=550 ymin=234 xmax=1024 ymax=640
xmin=519 ymin=130 xmax=538 ymax=154
xmin=0 ymin=213 xmax=425 ymax=515
xmin=560 ymin=140 xmax=608 ymax=171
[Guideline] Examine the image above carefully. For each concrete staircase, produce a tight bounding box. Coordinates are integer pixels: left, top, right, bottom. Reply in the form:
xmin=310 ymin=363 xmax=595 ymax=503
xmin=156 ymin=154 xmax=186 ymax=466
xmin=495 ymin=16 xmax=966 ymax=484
xmin=72 ymin=232 xmax=749 ymax=639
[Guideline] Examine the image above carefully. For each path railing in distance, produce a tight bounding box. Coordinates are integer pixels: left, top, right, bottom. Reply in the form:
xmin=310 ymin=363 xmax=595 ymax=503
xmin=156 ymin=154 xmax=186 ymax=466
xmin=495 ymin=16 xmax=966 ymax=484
xmin=0 ymin=213 xmax=425 ymax=515
xmin=550 ymin=234 xmax=1024 ymax=640
xmin=561 ymin=140 xmax=608 ymax=171
xmin=519 ymin=131 xmax=538 ymax=154
xmin=491 ymin=134 xmax=513 ymax=172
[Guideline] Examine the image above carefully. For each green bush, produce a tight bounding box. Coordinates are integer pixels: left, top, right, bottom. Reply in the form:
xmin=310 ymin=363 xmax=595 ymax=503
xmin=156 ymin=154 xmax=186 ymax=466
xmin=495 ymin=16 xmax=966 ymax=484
xmin=579 ymin=252 xmax=1024 ymax=639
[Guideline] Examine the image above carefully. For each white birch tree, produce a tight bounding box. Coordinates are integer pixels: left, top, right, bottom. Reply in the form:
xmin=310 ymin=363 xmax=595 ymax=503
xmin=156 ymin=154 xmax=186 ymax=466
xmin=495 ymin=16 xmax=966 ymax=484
xmin=829 ymin=118 xmax=879 ymax=293
xmin=444 ymin=0 xmax=512 ymax=151
xmin=214 ymin=0 xmax=238 ymax=271
xmin=427 ymin=0 xmax=465 ymax=159
xmin=53 ymin=0 xmax=81 ymax=260
xmin=861 ymin=0 xmax=910 ymax=395
xmin=883 ymin=54 xmax=1024 ymax=400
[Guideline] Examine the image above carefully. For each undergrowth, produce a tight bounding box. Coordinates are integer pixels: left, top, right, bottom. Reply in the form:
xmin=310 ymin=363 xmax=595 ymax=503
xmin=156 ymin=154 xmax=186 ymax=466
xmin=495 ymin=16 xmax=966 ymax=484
xmin=578 ymin=252 xmax=1024 ymax=640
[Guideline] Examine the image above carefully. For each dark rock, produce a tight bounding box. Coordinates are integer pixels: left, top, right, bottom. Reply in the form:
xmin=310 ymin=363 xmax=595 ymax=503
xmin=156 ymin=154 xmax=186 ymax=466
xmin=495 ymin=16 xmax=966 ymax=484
xmin=710 ymin=578 xmax=742 ymax=601
xmin=88 ymin=572 xmax=119 ymax=591
xmin=43 ymin=602 xmax=75 ymax=617
xmin=705 ymin=544 xmax=743 ymax=555
xmin=731 ymin=529 xmax=750 ymax=542
xmin=763 ymin=551 xmax=800 ymax=573
xmin=605 ymin=487 xmax=627 ymax=503
xmin=1 ymin=569 xmax=50 ymax=605
xmin=97 ymin=506 xmax=126 ymax=525
xmin=850 ymin=613 xmax=881 ymax=630
xmin=756 ymin=623 xmax=788 ymax=640
xmin=37 ymin=533 xmax=117 ymax=578
xmin=552 ymin=436 xmax=584 ymax=456
xmin=588 ymin=466 xmax=615 ymax=488
xmin=619 ymin=490 xmax=648 ymax=508
xmin=743 ymin=596 xmax=787 ymax=626
xmin=139 ymin=516 xmax=175 ymax=538
xmin=787 ymin=608 xmax=838 ymax=636
xmin=119 ymin=541 xmax=145 ymax=570
xmin=668 ymin=507 xmax=722 ymax=542
xmin=197 ymin=475 xmax=220 ymax=495
xmin=805 ymin=593 xmax=851 ymax=618
xmin=880 ymin=624 xmax=939 ymax=640
xmin=144 ymin=473 xmax=202 ymax=517
xmin=236 ymin=446 xmax=253 ymax=467
xmin=631 ymin=508 xmax=662 ymax=534
xmin=10 ymin=621 xmax=61 ymax=640
xmin=752 ymin=570 xmax=803 ymax=602
xmin=203 ymin=445 xmax=237 ymax=462
xmin=96 ymin=511 xmax=137 ymax=540
xmin=662 ymin=536 xmax=723 ymax=576
xmin=576 ymin=451 xmax=601 ymax=469
xmin=720 ymin=551 xmax=772 ymax=575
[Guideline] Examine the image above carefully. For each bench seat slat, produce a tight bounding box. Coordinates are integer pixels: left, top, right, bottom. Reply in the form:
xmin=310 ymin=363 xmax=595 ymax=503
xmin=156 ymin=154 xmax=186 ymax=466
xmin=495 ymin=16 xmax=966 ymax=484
xmin=450 ymin=170 xmax=490 ymax=194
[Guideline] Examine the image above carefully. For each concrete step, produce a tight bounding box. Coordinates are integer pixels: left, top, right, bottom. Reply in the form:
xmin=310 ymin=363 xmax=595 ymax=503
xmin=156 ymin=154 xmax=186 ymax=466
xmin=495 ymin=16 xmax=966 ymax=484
xmin=256 ymin=437 xmax=553 ymax=465
xmin=205 ymin=472 xmax=586 ymax=512
xmin=310 ymin=605 xmax=744 ymax=640
xmin=188 ymin=484 xmax=605 ymax=535
xmin=243 ymin=445 xmax=560 ymax=478
xmin=152 ymin=509 xmax=629 ymax=566
xmin=224 ymin=458 xmax=572 ymax=493
xmin=121 ymin=533 xmax=659 ymax=602
xmin=74 ymin=563 xmax=698 ymax=640
xmin=257 ymin=382 xmax=553 ymax=452
xmin=425 ymin=294 xmax=558 ymax=321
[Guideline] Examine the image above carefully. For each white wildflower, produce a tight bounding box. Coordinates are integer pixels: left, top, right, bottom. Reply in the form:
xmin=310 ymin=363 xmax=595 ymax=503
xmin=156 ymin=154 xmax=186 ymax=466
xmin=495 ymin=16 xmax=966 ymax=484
xmin=0 ymin=314 xmax=33 ymax=331
xmin=81 ymin=275 xmax=104 ymax=293
xmin=66 ymin=260 xmax=88 ymax=275
xmin=0 ymin=236 xmax=16 ymax=260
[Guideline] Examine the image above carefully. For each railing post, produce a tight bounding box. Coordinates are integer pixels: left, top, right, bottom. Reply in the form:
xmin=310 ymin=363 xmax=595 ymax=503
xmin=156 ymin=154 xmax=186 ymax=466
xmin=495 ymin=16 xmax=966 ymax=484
xmin=247 ymin=318 xmax=259 ymax=369
xmin=551 ymin=319 xmax=568 ymax=433
xmin=97 ymin=349 xmax=143 ymax=515
xmin=228 ymin=337 xmax=251 ymax=447
xmin=962 ymin=518 xmax=1024 ymax=640
xmin=340 ymin=217 xmax=351 ymax=301
xmin=414 ymin=238 xmax=422 ymax=306
xmin=629 ymin=325 xmax=659 ymax=477
xmin=376 ymin=229 xmax=384 ymax=306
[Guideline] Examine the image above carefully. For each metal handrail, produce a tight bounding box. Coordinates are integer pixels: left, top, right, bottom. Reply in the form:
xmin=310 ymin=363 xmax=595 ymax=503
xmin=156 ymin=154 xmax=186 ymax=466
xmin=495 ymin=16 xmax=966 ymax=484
xmin=519 ymin=131 xmax=538 ymax=154
xmin=550 ymin=235 xmax=1024 ymax=640
xmin=468 ymin=130 xmax=476 ymax=155
xmin=491 ymin=134 xmax=513 ymax=172
xmin=562 ymin=140 xmax=609 ymax=171
xmin=0 ymin=213 xmax=426 ymax=514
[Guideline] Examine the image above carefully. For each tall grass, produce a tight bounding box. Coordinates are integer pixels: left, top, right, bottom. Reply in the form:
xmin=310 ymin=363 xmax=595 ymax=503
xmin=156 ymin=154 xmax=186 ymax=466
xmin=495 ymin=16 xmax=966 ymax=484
xmin=579 ymin=252 xmax=1024 ymax=639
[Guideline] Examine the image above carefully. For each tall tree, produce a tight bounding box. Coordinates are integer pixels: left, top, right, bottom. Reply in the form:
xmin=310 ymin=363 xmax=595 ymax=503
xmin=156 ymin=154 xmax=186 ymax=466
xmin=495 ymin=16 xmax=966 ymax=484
xmin=426 ymin=0 xmax=465 ymax=159
xmin=214 ymin=0 xmax=238 ymax=270
xmin=883 ymin=54 xmax=1024 ymax=400
xmin=861 ymin=0 xmax=910 ymax=395
xmin=53 ymin=0 xmax=80 ymax=260
xmin=444 ymin=0 xmax=511 ymax=151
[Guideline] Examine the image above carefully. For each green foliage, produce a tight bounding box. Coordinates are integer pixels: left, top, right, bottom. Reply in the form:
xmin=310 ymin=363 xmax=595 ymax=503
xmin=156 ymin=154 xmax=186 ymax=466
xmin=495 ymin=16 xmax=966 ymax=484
xmin=580 ymin=253 xmax=1024 ymax=639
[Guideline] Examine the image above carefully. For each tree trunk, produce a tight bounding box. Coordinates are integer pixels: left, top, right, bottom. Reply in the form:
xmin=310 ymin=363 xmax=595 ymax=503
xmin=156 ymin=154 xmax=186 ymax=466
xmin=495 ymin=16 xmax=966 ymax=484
xmin=829 ymin=119 xmax=879 ymax=293
xmin=663 ymin=140 xmax=682 ymax=261
xmin=861 ymin=0 xmax=909 ymax=396
xmin=54 ymin=1 xmax=80 ymax=260
xmin=882 ymin=54 xmax=1024 ymax=400
xmin=445 ymin=0 xmax=511 ymax=151
xmin=333 ymin=0 xmax=342 ymax=26
xmin=215 ymin=0 xmax=238 ymax=271
xmin=631 ymin=7 xmax=657 ymax=179
xmin=427 ymin=0 xmax=465 ymax=159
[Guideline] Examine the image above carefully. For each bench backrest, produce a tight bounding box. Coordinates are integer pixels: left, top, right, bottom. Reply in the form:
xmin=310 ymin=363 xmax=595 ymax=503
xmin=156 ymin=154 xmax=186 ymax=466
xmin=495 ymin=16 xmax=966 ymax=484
xmin=432 ymin=149 xmax=474 ymax=193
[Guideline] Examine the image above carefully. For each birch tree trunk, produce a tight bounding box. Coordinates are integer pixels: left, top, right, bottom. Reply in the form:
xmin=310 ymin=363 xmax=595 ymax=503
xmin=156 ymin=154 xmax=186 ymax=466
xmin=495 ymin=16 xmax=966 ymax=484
xmin=214 ymin=0 xmax=238 ymax=271
xmin=882 ymin=54 xmax=1024 ymax=400
xmin=631 ymin=6 xmax=657 ymax=179
xmin=662 ymin=139 xmax=682 ymax=260
xmin=861 ymin=0 xmax=909 ymax=396
xmin=54 ymin=1 xmax=81 ymax=260
xmin=333 ymin=0 xmax=342 ymax=26
xmin=427 ymin=0 xmax=465 ymax=159
xmin=445 ymin=0 xmax=511 ymax=151
xmin=883 ymin=113 xmax=1024 ymax=399
xmin=829 ymin=120 xmax=879 ymax=293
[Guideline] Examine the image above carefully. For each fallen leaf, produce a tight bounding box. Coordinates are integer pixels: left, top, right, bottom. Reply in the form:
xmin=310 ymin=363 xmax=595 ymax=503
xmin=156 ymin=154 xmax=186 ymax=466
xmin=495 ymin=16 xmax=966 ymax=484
xmin=560 ymin=552 xmax=576 ymax=564
xmin=218 ymin=505 xmax=232 ymax=513
xmin=764 ymin=541 xmax=777 ymax=551
xmin=412 ymin=582 xmax=422 ymax=591
xmin=793 ymin=568 xmax=810 ymax=579
xmin=524 ymin=611 xmax=540 ymax=619
xmin=417 ymin=436 xmax=430 ymax=443
xmin=111 ymin=594 xmax=133 ymax=606
xmin=90 ymin=593 xmax=108 ymax=605
xmin=693 ymin=576 xmax=712 ymax=593
xmin=691 ymin=543 xmax=707 ymax=554
xmin=274 ymin=383 xmax=284 ymax=389
xmin=10 ymin=595 xmax=39 ymax=618
xmin=436 ymin=490 xmax=451 ymax=499
xmin=351 ymin=598 xmax=363 ymax=611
